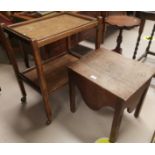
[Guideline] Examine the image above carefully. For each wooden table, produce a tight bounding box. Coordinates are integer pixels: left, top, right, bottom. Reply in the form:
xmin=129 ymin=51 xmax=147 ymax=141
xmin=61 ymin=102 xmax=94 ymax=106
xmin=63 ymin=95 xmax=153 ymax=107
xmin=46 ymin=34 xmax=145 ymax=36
xmin=68 ymin=48 xmax=155 ymax=142
xmin=133 ymin=11 xmax=155 ymax=60
xmin=105 ymin=15 xmax=140 ymax=54
xmin=0 ymin=12 xmax=103 ymax=124
xmin=11 ymin=11 xmax=104 ymax=67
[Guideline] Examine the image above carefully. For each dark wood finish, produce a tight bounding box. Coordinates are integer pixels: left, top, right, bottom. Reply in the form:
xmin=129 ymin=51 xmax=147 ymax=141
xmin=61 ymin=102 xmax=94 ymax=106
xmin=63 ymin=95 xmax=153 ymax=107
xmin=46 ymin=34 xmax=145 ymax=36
xmin=78 ymin=11 xmax=105 ymax=43
xmin=68 ymin=48 xmax=154 ymax=142
xmin=105 ymin=15 xmax=141 ymax=54
xmin=137 ymin=24 xmax=155 ymax=61
xmin=12 ymin=12 xmax=59 ymax=22
xmin=133 ymin=11 xmax=155 ymax=60
xmin=24 ymin=54 xmax=78 ymax=93
xmin=114 ymin=28 xmax=123 ymax=54
xmin=132 ymin=19 xmax=145 ymax=59
xmin=12 ymin=11 xmax=103 ymax=58
xmin=0 ymin=24 xmax=27 ymax=101
xmin=31 ymin=40 xmax=52 ymax=124
xmin=134 ymin=86 xmax=150 ymax=118
xmin=95 ymin=16 xmax=103 ymax=49
xmin=1 ymin=12 xmax=102 ymax=124
xmin=79 ymin=11 xmax=126 ymax=43
xmin=110 ymin=102 xmax=125 ymax=142
xmin=10 ymin=11 xmax=125 ymax=62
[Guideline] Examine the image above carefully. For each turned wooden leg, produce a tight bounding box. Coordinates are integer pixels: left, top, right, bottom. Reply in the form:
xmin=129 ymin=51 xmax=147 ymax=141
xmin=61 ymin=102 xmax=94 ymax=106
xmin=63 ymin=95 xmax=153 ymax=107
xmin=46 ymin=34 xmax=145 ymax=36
xmin=110 ymin=102 xmax=124 ymax=143
xmin=132 ymin=19 xmax=145 ymax=60
xmin=68 ymin=70 xmax=76 ymax=113
xmin=113 ymin=28 xmax=123 ymax=54
xmin=134 ymin=86 xmax=149 ymax=118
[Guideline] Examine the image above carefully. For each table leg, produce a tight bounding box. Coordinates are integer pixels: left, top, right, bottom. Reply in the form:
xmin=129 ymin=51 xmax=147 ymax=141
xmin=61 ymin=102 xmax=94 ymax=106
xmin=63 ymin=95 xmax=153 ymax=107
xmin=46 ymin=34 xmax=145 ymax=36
xmin=134 ymin=84 xmax=150 ymax=118
xmin=95 ymin=16 xmax=103 ymax=50
xmin=68 ymin=70 xmax=76 ymax=113
xmin=0 ymin=25 xmax=27 ymax=103
xmin=101 ymin=22 xmax=106 ymax=44
xmin=139 ymin=24 xmax=155 ymax=60
xmin=132 ymin=19 xmax=145 ymax=60
xmin=67 ymin=36 xmax=71 ymax=51
xmin=31 ymin=41 xmax=52 ymax=124
xmin=101 ymin=12 xmax=107 ymax=44
xmin=113 ymin=28 xmax=123 ymax=54
xmin=110 ymin=102 xmax=124 ymax=143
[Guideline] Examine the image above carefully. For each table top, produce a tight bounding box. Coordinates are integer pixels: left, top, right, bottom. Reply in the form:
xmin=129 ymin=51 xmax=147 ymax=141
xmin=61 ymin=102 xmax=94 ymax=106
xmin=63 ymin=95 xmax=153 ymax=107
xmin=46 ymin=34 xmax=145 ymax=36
xmin=68 ymin=48 xmax=155 ymax=101
xmin=5 ymin=12 xmax=97 ymax=47
xmin=105 ymin=15 xmax=140 ymax=28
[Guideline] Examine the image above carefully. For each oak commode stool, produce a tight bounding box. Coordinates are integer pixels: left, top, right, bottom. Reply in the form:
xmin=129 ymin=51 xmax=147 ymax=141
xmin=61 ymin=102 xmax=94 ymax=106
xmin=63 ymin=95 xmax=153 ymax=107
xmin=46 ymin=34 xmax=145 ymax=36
xmin=68 ymin=48 xmax=155 ymax=142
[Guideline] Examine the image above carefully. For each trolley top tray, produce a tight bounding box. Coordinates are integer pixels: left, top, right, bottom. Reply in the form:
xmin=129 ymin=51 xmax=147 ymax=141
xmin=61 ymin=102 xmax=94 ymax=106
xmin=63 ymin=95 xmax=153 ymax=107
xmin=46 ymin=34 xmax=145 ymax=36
xmin=5 ymin=12 xmax=97 ymax=47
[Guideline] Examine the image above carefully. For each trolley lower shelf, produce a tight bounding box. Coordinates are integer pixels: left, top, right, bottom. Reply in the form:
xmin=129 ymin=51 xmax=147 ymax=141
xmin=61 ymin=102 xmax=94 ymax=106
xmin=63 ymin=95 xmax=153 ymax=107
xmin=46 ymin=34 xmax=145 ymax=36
xmin=20 ymin=54 xmax=78 ymax=94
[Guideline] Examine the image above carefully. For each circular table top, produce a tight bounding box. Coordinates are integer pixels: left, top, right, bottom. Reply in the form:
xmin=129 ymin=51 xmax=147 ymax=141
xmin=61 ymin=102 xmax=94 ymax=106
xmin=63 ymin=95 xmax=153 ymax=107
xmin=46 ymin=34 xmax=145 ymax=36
xmin=105 ymin=15 xmax=141 ymax=28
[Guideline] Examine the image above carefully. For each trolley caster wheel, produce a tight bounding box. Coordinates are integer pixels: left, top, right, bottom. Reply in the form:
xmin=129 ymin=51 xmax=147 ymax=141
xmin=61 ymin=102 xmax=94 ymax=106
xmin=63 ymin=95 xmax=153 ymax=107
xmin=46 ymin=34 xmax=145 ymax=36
xmin=21 ymin=96 xmax=26 ymax=104
xmin=46 ymin=119 xmax=52 ymax=125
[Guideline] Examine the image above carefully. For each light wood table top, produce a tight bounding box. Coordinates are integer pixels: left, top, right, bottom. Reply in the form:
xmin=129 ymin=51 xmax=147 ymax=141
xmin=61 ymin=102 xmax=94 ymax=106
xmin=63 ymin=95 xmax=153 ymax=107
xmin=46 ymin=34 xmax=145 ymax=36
xmin=6 ymin=12 xmax=98 ymax=47
xmin=68 ymin=48 xmax=155 ymax=101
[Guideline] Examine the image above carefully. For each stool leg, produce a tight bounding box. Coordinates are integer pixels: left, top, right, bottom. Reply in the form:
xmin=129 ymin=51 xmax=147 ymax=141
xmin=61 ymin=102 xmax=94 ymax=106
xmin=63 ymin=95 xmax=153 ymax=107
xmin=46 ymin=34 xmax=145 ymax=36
xmin=134 ymin=86 xmax=149 ymax=118
xmin=68 ymin=70 xmax=76 ymax=113
xmin=113 ymin=28 xmax=123 ymax=54
xmin=110 ymin=102 xmax=124 ymax=143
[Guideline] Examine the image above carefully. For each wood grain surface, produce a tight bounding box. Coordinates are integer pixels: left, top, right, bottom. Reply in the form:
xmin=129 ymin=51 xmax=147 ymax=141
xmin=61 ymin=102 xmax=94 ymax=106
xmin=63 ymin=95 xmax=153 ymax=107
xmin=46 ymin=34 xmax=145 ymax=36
xmin=24 ymin=54 xmax=78 ymax=93
xmin=105 ymin=15 xmax=141 ymax=28
xmin=68 ymin=48 xmax=155 ymax=101
xmin=12 ymin=14 xmax=93 ymax=40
